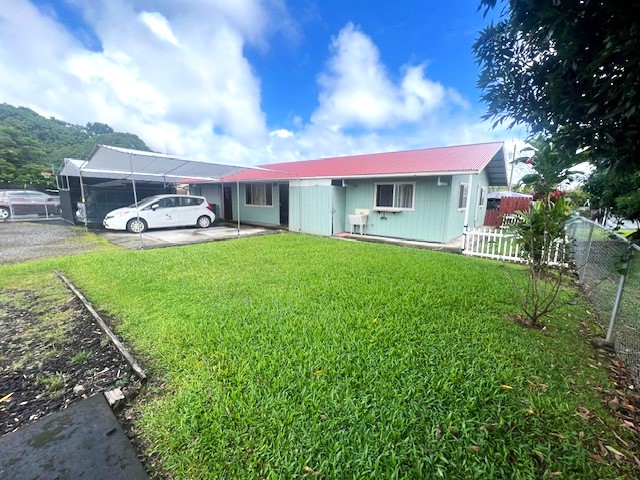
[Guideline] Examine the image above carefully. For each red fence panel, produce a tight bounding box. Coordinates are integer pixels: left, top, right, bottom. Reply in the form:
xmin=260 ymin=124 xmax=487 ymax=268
xmin=484 ymin=196 xmax=531 ymax=226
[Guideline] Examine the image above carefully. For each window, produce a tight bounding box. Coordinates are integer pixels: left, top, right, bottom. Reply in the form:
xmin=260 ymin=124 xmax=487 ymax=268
xmin=478 ymin=187 xmax=486 ymax=208
xmin=458 ymin=183 xmax=469 ymax=209
xmin=245 ymin=183 xmax=273 ymax=206
xmin=374 ymin=182 xmax=415 ymax=210
xmin=179 ymin=196 xmax=203 ymax=206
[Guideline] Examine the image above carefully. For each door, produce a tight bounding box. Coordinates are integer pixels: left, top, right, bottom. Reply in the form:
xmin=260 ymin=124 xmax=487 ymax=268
xmin=176 ymin=196 xmax=205 ymax=226
xmin=279 ymin=183 xmax=289 ymax=225
xmin=223 ymin=186 xmax=233 ymax=220
xmin=143 ymin=196 xmax=181 ymax=229
xmin=10 ymin=191 xmax=46 ymax=215
xmin=331 ymin=186 xmax=346 ymax=234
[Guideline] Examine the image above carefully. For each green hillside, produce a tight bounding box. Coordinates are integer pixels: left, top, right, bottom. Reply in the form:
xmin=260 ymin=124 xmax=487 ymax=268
xmin=0 ymin=103 xmax=150 ymax=189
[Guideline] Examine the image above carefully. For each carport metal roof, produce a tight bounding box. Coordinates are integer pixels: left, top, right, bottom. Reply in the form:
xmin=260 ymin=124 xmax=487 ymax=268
xmin=57 ymin=146 xmax=284 ymax=247
xmin=76 ymin=145 xmax=273 ymax=182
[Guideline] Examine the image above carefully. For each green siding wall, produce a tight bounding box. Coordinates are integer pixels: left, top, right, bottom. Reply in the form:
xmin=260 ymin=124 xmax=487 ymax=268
xmin=289 ymin=185 xmax=333 ymax=235
xmin=332 ymin=187 xmax=346 ymax=234
xmin=230 ymin=173 xmax=488 ymax=242
xmin=472 ymin=170 xmax=490 ymax=228
xmin=445 ymin=172 xmax=490 ymax=241
xmin=344 ymin=177 xmax=454 ymax=243
xmin=229 ymin=183 xmax=281 ymax=226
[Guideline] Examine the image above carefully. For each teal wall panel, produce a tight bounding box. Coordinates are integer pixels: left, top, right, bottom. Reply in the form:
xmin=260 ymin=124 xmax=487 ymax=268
xmin=289 ymin=185 xmax=333 ymax=235
xmin=332 ymin=186 xmax=347 ymax=234
xmin=230 ymin=173 xmax=489 ymax=241
xmin=229 ymin=183 xmax=281 ymax=225
xmin=344 ymin=177 xmax=453 ymax=242
xmin=445 ymin=171 xmax=490 ymax=240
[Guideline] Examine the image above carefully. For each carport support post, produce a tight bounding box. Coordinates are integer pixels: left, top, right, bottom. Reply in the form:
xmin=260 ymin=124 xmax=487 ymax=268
xmin=128 ymin=153 xmax=144 ymax=249
xmin=236 ymin=179 xmax=240 ymax=236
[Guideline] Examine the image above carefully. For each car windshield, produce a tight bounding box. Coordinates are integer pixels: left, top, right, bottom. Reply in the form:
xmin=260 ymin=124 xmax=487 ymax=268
xmin=128 ymin=195 xmax=163 ymax=208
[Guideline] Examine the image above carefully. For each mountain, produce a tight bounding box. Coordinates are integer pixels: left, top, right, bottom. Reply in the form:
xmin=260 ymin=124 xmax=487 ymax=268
xmin=0 ymin=103 xmax=150 ymax=189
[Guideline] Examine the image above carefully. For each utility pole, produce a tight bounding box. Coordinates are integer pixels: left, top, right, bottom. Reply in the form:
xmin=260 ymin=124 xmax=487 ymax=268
xmin=508 ymin=141 xmax=517 ymax=191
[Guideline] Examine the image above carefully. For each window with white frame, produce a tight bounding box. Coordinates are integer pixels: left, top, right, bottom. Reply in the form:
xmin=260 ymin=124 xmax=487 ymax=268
xmin=245 ymin=183 xmax=273 ymax=206
xmin=374 ymin=182 xmax=415 ymax=210
xmin=478 ymin=187 xmax=486 ymax=208
xmin=458 ymin=182 xmax=469 ymax=209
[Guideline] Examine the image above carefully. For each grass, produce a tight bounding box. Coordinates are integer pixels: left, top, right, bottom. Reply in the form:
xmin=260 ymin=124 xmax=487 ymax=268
xmin=38 ymin=372 xmax=66 ymax=391
xmin=72 ymin=351 xmax=91 ymax=364
xmin=0 ymin=234 xmax=636 ymax=478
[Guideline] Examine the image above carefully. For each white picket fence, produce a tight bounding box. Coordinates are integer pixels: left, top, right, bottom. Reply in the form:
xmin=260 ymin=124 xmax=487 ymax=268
xmin=462 ymin=227 xmax=567 ymax=265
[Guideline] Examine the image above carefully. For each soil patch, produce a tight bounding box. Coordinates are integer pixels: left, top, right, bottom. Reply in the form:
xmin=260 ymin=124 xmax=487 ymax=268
xmin=0 ymin=288 xmax=140 ymax=436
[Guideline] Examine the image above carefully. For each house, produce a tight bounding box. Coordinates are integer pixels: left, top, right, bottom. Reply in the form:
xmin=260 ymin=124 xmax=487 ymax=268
xmin=215 ymin=142 xmax=507 ymax=243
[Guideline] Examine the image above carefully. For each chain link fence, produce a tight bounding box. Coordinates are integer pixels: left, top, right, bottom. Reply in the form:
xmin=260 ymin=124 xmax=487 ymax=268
xmin=568 ymin=216 xmax=640 ymax=387
xmin=0 ymin=190 xmax=62 ymax=222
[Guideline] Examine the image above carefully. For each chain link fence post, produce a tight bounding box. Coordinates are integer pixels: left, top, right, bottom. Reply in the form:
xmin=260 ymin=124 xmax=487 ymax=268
xmin=579 ymin=221 xmax=595 ymax=283
xmin=605 ymin=255 xmax=631 ymax=343
xmin=567 ymin=215 xmax=640 ymax=387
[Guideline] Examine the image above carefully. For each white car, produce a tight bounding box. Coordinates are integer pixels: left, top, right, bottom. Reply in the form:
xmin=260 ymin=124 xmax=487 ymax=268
xmin=103 ymin=194 xmax=215 ymax=233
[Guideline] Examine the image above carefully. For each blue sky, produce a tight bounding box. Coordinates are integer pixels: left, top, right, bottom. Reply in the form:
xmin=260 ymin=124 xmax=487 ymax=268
xmin=0 ymin=0 xmax=521 ymax=164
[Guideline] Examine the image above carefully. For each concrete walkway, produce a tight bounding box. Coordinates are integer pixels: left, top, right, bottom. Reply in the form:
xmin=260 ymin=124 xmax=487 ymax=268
xmin=336 ymin=232 xmax=463 ymax=253
xmin=0 ymin=394 xmax=148 ymax=480
xmin=99 ymin=224 xmax=276 ymax=250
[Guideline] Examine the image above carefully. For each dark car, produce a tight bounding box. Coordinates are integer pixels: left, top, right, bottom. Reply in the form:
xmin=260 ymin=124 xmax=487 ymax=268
xmin=0 ymin=190 xmax=61 ymax=219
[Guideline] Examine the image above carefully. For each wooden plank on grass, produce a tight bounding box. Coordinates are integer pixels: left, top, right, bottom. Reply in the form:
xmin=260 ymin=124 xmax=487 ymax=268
xmin=55 ymin=271 xmax=147 ymax=382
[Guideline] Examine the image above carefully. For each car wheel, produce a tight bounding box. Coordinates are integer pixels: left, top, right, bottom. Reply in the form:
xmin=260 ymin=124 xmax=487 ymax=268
xmin=126 ymin=218 xmax=147 ymax=233
xmin=0 ymin=207 xmax=10 ymax=220
xmin=197 ymin=215 xmax=211 ymax=228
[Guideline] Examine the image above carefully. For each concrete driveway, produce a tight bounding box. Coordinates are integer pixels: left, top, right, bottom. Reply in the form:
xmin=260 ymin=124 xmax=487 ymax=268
xmin=98 ymin=224 xmax=276 ymax=250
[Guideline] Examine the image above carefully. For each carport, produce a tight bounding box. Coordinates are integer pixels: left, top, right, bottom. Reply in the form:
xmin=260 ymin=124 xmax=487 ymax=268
xmin=58 ymin=145 xmax=278 ymax=248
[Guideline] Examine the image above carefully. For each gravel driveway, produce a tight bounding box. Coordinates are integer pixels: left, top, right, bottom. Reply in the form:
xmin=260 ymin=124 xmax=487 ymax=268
xmin=0 ymin=221 xmax=103 ymax=264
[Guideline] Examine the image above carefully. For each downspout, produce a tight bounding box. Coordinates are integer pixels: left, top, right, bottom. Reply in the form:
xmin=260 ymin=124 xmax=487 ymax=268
xmin=473 ymin=181 xmax=480 ymax=228
xmin=297 ymin=176 xmax=302 ymax=233
xmin=461 ymin=174 xmax=473 ymax=252
xmin=236 ymin=179 xmax=240 ymax=236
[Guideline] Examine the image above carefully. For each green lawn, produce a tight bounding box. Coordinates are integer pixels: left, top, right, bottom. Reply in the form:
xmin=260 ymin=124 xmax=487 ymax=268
xmin=0 ymin=233 xmax=636 ymax=479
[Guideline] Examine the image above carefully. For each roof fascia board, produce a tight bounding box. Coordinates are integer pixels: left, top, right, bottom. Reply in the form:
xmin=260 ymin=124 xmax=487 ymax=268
xmin=229 ymin=170 xmax=480 ymax=182
xmin=79 ymin=167 xmax=222 ymax=183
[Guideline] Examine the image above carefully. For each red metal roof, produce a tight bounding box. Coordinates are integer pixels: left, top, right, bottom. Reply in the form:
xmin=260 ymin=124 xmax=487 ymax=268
xmin=223 ymin=142 xmax=505 ymax=182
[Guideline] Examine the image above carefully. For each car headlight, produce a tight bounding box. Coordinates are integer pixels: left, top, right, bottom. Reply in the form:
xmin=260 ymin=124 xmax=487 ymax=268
xmin=106 ymin=210 xmax=131 ymax=219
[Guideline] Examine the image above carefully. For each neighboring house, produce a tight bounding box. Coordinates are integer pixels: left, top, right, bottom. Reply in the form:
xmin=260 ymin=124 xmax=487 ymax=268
xmin=218 ymin=142 xmax=507 ymax=243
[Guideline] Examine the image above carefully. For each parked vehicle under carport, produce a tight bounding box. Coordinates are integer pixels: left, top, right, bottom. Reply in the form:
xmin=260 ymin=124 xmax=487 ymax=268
xmin=103 ymin=194 xmax=216 ymax=233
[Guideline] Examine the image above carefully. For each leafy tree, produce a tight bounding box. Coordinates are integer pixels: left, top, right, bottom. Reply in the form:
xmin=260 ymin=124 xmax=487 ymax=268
xmin=0 ymin=103 xmax=151 ymax=189
xmin=564 ymin=188 xmax=589 ymax=209
xmin=513 ymin=135 xmax=583 ymax=198
xmin=474 ymin=0 xmax=640 ymax=172
xmin=507 ymin=137 xmax=575 ymax=326
xmin=85 ymin=122 xmax=114 ymax=136
xmin=509 ymin=196 xmax=572 ymax=326
xmin=583 ymin=168 xmax=640 ymax=226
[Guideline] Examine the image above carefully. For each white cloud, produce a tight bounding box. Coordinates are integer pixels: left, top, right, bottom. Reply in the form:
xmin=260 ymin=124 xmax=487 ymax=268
xmin=0 ymin=2 xmax=517 ymax=167
xmin=311 ymin=23 xmax=467 ymax=131
xmin=139 ymin=11 xmax=179 ymax=46
xmin=0 ymin=0 xmax=274 ymax=155
xmin=270 ymin=129 xmax=294 ymax=139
